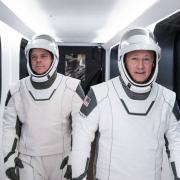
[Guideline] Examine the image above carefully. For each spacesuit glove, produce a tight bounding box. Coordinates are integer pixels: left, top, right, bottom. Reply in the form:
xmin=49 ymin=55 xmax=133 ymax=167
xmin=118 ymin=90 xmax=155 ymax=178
xmin=60 ymin=156 xmax=72 ymax=179
xmin=170 ymin=162 xmax=180 ymax=180
xmin=64 ymin=164 xmax=72 ymax=179
xmin=6 ymin=157 xmax=24 ymax=180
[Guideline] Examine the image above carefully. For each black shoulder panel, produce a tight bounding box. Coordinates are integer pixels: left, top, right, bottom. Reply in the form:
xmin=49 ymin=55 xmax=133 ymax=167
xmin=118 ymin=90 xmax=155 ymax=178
xmin=80 ymin=88 xmax=97 ymax=117
xmin=76 ymin=84 xmax=85 ymax=100
xmin=5 ymin=91 xmax=11 ymax=106
xmin=173 ymin=100 xmax=180 ymax=121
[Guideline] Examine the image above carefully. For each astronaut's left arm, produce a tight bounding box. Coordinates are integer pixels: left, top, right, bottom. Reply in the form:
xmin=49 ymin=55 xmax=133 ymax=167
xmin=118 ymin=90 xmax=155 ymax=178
xmin=165 ymin=100 xmax=180 ymax=179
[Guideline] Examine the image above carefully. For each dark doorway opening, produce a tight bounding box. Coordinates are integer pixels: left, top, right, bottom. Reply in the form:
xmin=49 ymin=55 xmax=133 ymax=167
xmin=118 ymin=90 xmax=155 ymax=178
xmin=58 ymin=46 xmax=105 ymax=94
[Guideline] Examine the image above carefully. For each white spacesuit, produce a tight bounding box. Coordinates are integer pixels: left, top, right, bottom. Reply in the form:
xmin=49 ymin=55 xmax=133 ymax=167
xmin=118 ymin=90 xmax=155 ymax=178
xmin=71 ymin=28 xmax=180 ymax=180
xmin=3 ymin=34 xmax=84 ymax=180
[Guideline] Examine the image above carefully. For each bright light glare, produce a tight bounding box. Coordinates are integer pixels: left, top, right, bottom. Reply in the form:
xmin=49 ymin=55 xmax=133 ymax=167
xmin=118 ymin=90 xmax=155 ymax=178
xmin=1 ymin=0 xmax=56 ymax=38
xmin=2 ymin=0 xmax=158 ymax=43
xmin=93 ymin=0 xmax=158 ymax=43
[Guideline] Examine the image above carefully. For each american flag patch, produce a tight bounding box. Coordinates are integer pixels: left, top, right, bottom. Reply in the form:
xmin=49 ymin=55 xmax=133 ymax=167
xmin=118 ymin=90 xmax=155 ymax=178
xmin=83 ymin=96 xmax=91 ymax=107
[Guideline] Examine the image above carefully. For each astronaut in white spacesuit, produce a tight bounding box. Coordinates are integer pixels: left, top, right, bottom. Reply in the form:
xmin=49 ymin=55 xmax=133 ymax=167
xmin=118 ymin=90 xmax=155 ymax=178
xmin=71 ymin=27 xmax=180 ymax=180
xmin=3 ymin=34 xmax=84 ymax=180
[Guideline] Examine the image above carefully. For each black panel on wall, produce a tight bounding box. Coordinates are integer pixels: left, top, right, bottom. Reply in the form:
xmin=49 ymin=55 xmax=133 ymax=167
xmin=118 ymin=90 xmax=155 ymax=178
xmin=174 ymin=32 xmax=180 ymax=105
xmin=110 ymin=45 xmax=119 ymax=79
xmin=154 ymin=11 xmax=180 ymax=105
xmin=19 ymin=38 xmax=28 ymax=79
xmin=58 ymin=46 xmax=105 ymax=94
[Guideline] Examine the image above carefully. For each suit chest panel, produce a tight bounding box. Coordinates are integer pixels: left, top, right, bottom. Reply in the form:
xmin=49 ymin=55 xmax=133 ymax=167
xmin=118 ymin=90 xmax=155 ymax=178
xmin=98 ymin=83 xmax=169 ymax=149
xmin=15 ymin=79 xmax=73 ymax=125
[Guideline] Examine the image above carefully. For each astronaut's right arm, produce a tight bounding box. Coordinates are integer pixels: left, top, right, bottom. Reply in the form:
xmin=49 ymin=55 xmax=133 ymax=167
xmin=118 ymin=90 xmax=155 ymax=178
xmin=3 ymin=90 xmax=23 ymax=179
xmin=71 ymin=88 xmax=99 ymax=180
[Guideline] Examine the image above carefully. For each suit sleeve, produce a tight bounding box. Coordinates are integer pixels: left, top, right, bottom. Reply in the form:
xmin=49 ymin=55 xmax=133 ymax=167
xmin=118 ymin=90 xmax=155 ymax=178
xmin=71 ymin=88 xmax=99 ymax=180
xmin=3 ymin=90 xmax=22 ymax=171
xmin=165 ymin=100 xmax=180 ymax=179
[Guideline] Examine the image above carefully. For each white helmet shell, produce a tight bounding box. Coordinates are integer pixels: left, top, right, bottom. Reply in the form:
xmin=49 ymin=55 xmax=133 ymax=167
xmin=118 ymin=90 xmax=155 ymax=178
xmin=118 ymin=27 xmax=161 ymax=93
xmin=25 ymin=34 xmax=59 ymax=83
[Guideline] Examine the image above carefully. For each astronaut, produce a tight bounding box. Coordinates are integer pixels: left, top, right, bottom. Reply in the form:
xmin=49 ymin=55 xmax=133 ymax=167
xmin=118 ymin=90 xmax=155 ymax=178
xmin=71 ymin=27 xmax=180 ymax=180
xmin=3 ymin=34 xmax=84 ymax=180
